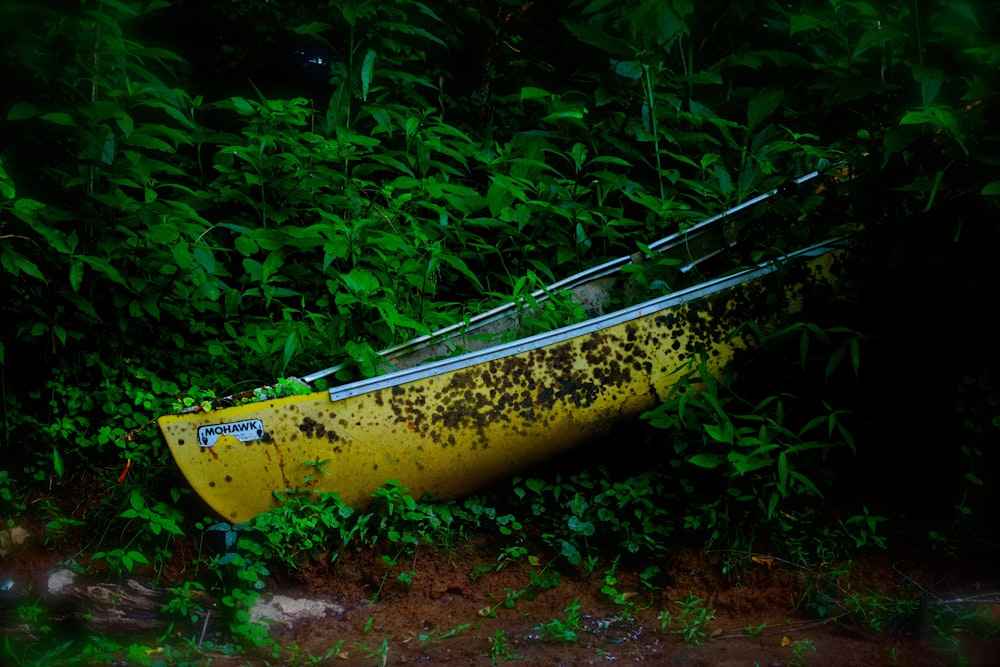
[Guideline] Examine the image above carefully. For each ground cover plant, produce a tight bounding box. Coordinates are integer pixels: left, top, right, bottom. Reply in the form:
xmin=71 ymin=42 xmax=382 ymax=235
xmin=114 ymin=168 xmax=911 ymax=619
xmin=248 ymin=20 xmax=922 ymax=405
xmin=1 ymin=0 xmax=999 ymax=664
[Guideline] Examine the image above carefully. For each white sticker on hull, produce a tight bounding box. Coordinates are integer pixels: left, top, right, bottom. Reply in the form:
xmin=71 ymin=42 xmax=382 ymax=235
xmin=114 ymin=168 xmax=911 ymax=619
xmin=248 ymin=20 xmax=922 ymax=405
xmin=198 ymin=419 xmax=265 ymax=447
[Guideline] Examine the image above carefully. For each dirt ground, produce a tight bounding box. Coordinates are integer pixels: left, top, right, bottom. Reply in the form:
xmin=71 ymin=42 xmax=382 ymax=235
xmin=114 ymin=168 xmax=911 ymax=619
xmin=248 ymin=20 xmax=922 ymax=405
xmin=257 ymin=541 xmax=1000 ymax=666
xmin=3 ymin=514 xmax=999 ymax=667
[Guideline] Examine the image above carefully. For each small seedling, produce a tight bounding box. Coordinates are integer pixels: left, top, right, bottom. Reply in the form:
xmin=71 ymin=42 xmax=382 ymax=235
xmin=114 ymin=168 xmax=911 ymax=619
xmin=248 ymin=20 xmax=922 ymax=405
xmin=788 ymin=637 xmax=816 ymax=666
xmin=658 ymin=591 xmax=716 ymax=645
xmin=488 ymin=628 xmax=518 ymax=664
xmin=533 ymin=598 xmax=583 ymax=643
xmin=361 ymin=638 xmax=389 ymax=667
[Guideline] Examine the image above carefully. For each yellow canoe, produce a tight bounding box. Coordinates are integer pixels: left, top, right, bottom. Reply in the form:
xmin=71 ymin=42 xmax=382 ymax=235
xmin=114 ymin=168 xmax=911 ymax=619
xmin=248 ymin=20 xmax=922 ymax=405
xmin=158 ymin=175 xmax=846 ymax=523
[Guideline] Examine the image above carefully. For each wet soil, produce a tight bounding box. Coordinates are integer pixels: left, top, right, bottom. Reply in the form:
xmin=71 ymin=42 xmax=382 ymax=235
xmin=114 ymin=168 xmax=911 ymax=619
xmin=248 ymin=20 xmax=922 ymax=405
xmin=269 ymin=542 xmax=999 ymax=667
xmin=3 ymin=513 xmax=999 ymax=667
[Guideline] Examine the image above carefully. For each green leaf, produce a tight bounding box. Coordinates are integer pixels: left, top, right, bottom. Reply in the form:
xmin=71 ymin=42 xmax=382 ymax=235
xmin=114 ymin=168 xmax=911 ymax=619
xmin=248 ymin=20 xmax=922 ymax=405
xmin=633 ymin=1 xmax=685 ymax=47
xmin=294 ymin=21 xmax=333 ymax=37
xmin=613 ymin=60 xmax=643 ymax=79
xmin=950 ymin=2 xmax=978 ymax=26
xmin=728 ymin=452 xmax=772 ymax=475
xmin=370 ymin=107 xmax=392 ymax=134
xmin=437 ymin=253 xmax=483 ymax=290
xmin=798 ymin=415 xmax=827 ymax=437
xmin=235 ymin=235 xmax=258 ymax=256
xmin=52 ymin=446 xmax=65 ymax=479
xmin=282 ymin=332 xmax=298 ymax=372
xmin=6 ymin=102 xmax=40 ymax=120
xmin=114 ymin=111 xmax=135 ymax=139
xmin=560 ymin=540 xmax=582 ymax=566
xmin=39 ymin=112 xmax=76 ymax=126
xmin=541 ymin=110 xmax=585 ymax=122
xmin=63 ymin=292 xmax=102 ymax=322
xmin=688 ymin=99 xmax=716 ymax=119
xmin=261 ymin=251 xmax=283 ymax=283
xmin=560 ymin=20 xmax=631 ymax=58
xmin=80 ymin=255 xmax=127 ymax=286
xmin=825 ymin=346 xmax=845 ymax=380
xmin=766 ymin=492 xmax=780 ymax=520
xmin=126 ymin=131 xmax=173 ymax=153
xmin=980 ymin=181 xmax=1000 ymax=196
xmin=1 ymin=249 xmax=46 ymax=282
xmin=789 ymin=470 xmax=823 ymax=497
xmin=361 ymin=49 xmax=377 ymax=102
xmin=519 ymin=86 xmax=550 ymax=101
xmin=341 ymin=267 xmax=380 ymax=298
xmin=192 ymin=247 xmax=216 ymax=275
xmin=99 ymin=0 xmax=139 ymax=17
xmin=747 ymin=88 xmax=782 ymax=133
xmin=912 ymin=65 xmax=944 ymax=106
xmin=171 ymin=242 xmax=192 ymax=270
xmin=141 ymin=298 xmax=161 ymax=320
xmin=12 ymin=197 xmax=46 ymax=218
xmin=704 ymin=421 xmax=733 ymax=444
xmin=148 ymin=224 xmax=180 ymax=244
xmin=567 ymin=516 xmax=595 ymax=536
xmin=100 ymin=127 xmax=116 ymax=164
xmin=777 ymin=451 xmax=788 ymax=495
xmin=849 ymin=337 xmax=861 ymax=377
xmin=688 ymin=453 xmax=722 ymax=469
xmin=126 ymin=550 xmax=150 ymax=570
xmin=69 ymin=258 xmax=84 ymax=292
xmin=0 ymin=162 xmax=13 ymax=200
xmin=230 ymin=97 xmax=255 ymax=116
xmin=789 ymin=14 xmax=823 ymax=34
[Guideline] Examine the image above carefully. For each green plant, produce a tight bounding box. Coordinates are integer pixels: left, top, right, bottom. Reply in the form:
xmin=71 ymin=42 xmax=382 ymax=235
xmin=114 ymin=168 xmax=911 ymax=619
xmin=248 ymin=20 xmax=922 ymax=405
xmin=15 ymin=597 xmax=51 ymax=636
xmin=2 ymin=637 xmax=74 ymax=667
xmin=300 ymin=457 xmax=333 ymax=483
xmin=600 ymin=557 xmax=630 ymax=607
xmin=437 ymin=623 xmax=472 ymax=640
xmin=658 ymin=591 xmax=716 ymax=646
xmin=162 ymin=580 xmax=208 ymax=625
xmin=279 ymin=644 xmax=338 ymax=666
xmin=788 ymin=637 xmax=816 ymax=667
xmin=488 ymin=628 xmax=517 ymax=664
xmin=600 ymin=555 xmax=653 ymax=614
xmin=511 ymin=470 xmax=676 ymax=575
xmin=248 ymin=489 xmax=374 ymax=567
xmin=0 ymin=470 xmax=24 ymax=517
xmin=533 ymin=598 xmax=583 ymax=643
xmin=929 ymin=599 xmax=1000 ymax=654
xmin=640 ymin=316 xmax=867 ymax=555
xmin=201 ymin=521 xmax=274 ymax=649
xmin=89 ymin=547 xmax=150 ymax=576
xmin=843 ymin=588 xmax=922 ymax=634
xmin=1 ymin=1 xmax=998 ymax=662
xmin=502 ymin=271 xmax=589 ymax=338
xmin=361 ymin=637 xmax=390 ymax=667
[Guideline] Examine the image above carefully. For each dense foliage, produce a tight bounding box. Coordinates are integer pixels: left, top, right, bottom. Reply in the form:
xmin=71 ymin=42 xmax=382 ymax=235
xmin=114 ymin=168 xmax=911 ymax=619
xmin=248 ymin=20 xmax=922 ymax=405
xmin=1 ymin=0 xmax=998 ymax=661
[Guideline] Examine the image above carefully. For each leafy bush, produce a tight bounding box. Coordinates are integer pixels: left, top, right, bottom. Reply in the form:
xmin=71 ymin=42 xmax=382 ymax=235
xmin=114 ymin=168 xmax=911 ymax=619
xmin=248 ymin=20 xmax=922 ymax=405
xmin=1 ymin=0 xmax=998 ymax=658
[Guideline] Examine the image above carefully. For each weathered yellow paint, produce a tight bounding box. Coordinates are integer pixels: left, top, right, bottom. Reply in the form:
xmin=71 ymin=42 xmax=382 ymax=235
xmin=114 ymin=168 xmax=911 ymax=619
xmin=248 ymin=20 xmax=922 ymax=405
xmin=158 ymin=247 xmax=844 ymax=523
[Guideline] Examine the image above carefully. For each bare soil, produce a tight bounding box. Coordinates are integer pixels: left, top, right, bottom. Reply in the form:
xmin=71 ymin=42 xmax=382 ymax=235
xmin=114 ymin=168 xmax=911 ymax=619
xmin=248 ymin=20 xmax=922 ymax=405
xmin=3 ymin=513 xmax=999 ymax=667
xmin=250 ymin=540 xmax=1000 ymax=666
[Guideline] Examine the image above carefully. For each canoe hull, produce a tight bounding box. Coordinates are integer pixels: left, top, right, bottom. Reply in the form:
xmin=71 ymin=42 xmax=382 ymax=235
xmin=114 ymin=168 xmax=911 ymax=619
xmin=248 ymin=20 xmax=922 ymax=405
xmin=158 ymin=245 xmax=843 ymax=523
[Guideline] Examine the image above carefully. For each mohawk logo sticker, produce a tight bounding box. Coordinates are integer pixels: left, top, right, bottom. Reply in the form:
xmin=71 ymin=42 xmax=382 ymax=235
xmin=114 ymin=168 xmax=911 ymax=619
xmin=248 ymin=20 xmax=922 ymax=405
xmin=198 ymin=419 xmax=265 ymax=448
